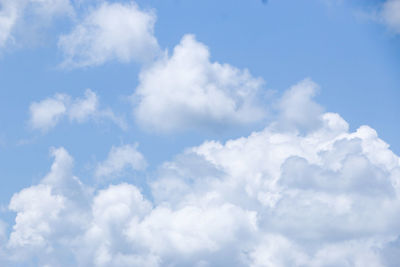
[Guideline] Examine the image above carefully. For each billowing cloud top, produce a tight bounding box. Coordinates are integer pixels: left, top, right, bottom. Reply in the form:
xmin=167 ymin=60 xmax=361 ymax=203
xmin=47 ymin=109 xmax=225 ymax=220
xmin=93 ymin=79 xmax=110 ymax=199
xmin=133 ymin=34 xmax=266 ymax=132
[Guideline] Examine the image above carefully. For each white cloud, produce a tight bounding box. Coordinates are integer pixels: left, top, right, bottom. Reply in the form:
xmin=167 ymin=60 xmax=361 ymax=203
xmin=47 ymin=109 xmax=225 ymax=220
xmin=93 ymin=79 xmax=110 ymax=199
xmin=29 ymin=93 xmax=69 ymax=132
xmin=276 ymin=78 xmax=324 ymax=132
xmin=7 ymin=147 xmax=90 ymax=264
xmin=0 ymin=0 xmax=19 ymax=48
xmin=4 ymin=81 xmax=400 ymax=266
xmin=244 ymin=234 xmax=309 ymax=267
xmin=78 ymin=183 xmax=154 ymax=266
xmin=133 ymin=34 xmax=266 ymax=132
xmin=95 ymin=144 xmax=147 ymax=179
xmin=8 ymin=184 xmax=66 ymax=248
xmin=7 ymin=147 xmax=80 ymax=249
xmin=0 ymin=219 xmax=8 ymax=251
xmin=58 ymin=2 xmax=159 ymax=68
xmin=29 ymin=89 xmax=126 ymax=132
xmin=381 ymin=0 xmax=400 ymax=33
xmin=0 ymin=0 xmax=73 ymax=49
xmin=68 ymin=89 xmax=98 ymax=123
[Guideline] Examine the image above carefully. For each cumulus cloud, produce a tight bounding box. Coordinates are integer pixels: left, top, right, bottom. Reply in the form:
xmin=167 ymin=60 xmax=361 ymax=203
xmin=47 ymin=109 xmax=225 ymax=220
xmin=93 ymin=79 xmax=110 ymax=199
xmin=6 ymin=147 xmax=90 ymax=264
xmin=95 ymin=143 xmax=147 ymax=179
xmin=58 ymin=2 xmax=159 ymax=68
xmin=133 ymin=34 xmax=266 ymax=133
xmin=29 ymin=93 xmax=69 ymax=132
xmin=68 ymin=88 xmax=99 ymax=123
xmin=276 ymin=78 xmax=324 ymax=132
xmin=29 ymin=89 xmax=126 ymax=132
xmin=8 ymin=184 xmax=66 ymax=248
xmin=381 ymin=0 xmax=400 ymax=33
xmin=0 ymin=0 xmax=73 ymax=49
xmin=4 ymin=81 xmax=400 ymax=266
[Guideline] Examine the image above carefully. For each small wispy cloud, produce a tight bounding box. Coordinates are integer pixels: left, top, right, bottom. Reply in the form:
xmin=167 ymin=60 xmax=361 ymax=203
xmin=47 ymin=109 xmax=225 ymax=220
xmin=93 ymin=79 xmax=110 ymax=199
xmin=95 ymin=143 xmax=147 ymax=180
xmin=28 ymin=89 xmax=127 ymax=132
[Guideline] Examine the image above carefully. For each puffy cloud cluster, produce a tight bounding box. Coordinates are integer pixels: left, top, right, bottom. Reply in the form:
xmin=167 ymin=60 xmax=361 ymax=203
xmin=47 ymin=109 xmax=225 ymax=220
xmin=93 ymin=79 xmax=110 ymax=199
xmin=3 ymin=0 xmax=399 ymax=265
xmin=7 ymin=0 xmax=268 ymax=135
xmin=29 ymin=89 xmax=126 ymax=132
xmin=4 ymin=81 xmax=400 ymax=266
xmin=58 ymin=2 xmax=159 ymax=68
xmin=133 ymin=34 xmax=265 ymax=132
xmin=0 ymin=0 xmax=73 ymax=49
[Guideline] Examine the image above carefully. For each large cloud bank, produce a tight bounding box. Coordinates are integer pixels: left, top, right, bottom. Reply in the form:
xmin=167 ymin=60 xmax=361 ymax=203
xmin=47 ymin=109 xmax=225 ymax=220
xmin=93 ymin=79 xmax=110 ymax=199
xmin=3 ymin=82 xmax=400 ymax=266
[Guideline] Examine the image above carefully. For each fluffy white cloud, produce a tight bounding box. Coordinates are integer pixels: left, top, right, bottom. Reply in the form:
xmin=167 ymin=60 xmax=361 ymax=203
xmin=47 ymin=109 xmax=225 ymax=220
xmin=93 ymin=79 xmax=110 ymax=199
xmin=133 ymin=34 xmax=266 ymax=132
xmin=8 ymin=184 xmax=66 ymax=248
xmin=95 ymin=144 xmax=147 ymax=179
xmin=276 ymin=78 xmax=324 ymax=132
xmin=78 ymin=183 xmax=153 ymax=266
xmin=381 ymin=0 xmax=400 ymax=33
xmin=29 ymin=93 xmax=68 ymax=132
xmin=58 ymin=2 xmax=159 ymax=68
xmin=29 ymin=89 xmax=126 ymax=132
xmin=4 ymin=81 xmax=400 ymax=266
xmin=151 ymin=82 xmax=400 ymax=265
xmin=68 ymin=89 xmax=98 ymax=123
xmin=0 ymin=0 xmax=73 ymax=49
xmin=7 ymin=147 xmax=90 ymax=265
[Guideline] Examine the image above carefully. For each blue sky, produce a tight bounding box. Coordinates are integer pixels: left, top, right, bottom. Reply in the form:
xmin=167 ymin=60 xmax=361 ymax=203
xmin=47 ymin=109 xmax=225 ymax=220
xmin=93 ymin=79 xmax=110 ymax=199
xmin=0 ymin=0 xmax=400 ymax=266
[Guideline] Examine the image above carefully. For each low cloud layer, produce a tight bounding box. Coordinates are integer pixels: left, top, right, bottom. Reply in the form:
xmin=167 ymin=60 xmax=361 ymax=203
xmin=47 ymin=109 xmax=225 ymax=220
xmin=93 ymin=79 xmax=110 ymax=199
xmin=4 ymin=81 xmax=400 ymax=266
xmin=133 ymin=34 xmax=266 ymax=133
xmin=29 ymin=89 xmax=126 ymax=132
